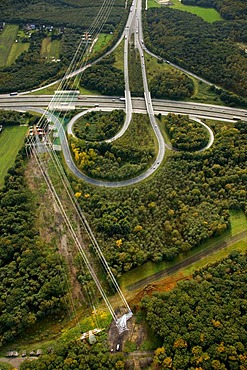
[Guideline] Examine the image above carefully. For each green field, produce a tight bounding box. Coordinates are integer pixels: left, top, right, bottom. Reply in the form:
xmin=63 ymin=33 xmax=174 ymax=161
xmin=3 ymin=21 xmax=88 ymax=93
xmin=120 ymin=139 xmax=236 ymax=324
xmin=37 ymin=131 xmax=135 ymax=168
xmin=91 ymin=33 xmax=113 ymax=55
xmin=0 ymin=126 xmax=28 ymax=187
xmin=41 ymin=37 xmax=60 ymax=61
xmin=6 ymin=41 xmax=29 ymax=66
xmin=0 ymin=24 xmax=19 ymax=67
xmin=148 ymin=0 xmax=222 ymax=23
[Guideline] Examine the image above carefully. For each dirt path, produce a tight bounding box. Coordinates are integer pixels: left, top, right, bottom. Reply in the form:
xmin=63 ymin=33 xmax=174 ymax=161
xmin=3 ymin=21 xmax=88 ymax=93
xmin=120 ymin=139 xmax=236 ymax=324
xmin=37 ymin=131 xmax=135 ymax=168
xmin=127 ymin=231 xmax=247 ymax=291
xmin=0 ymin=356 xmax=37 ymax=369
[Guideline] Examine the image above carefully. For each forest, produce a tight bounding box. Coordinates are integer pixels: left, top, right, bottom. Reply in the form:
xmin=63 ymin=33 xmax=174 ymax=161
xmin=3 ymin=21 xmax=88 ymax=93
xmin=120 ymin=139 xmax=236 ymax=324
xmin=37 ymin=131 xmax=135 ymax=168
xmin=73 ymin=110 xmax=125 ymax=141
xmin=0 ymin=110 xmax=39 ymax=126
xmin=69 ymin=114 xmax=156 ymax=181
xmin=0 ymin=0 xmax=124 ymax=29
xmin=0 ymin=149 xmax=68 ymax=345
xmin=20 ymin=337 xmax=126 ymax=370
xmin=141 ymin=251 xmax=247 ymax=369
xmin=164 ymin=113 xmax=209 ymax=151
xmin=149 ymin=70 xmax=194 ymax=100
xmin=182 ymin=0 xmax=247 ymax=20
xmin=80 ymin=55 xmax=124 ymax=96
xmin=69 ymin=117 xmax=246 ymax=275
xmin=143 ymin=7 xmax=247 ymax=99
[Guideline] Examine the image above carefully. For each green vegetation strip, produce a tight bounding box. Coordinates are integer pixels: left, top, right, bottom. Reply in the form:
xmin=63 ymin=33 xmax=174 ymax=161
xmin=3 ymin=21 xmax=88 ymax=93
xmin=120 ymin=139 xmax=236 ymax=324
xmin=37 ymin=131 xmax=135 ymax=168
xmin=0 ymin=126 xmax=28 ymax=187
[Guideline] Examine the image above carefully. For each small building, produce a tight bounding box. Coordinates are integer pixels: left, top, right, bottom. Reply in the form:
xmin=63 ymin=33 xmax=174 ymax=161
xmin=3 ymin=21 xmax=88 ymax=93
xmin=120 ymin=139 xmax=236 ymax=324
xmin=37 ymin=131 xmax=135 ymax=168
xmin=88 ymin=331 xmax=97 ymax=345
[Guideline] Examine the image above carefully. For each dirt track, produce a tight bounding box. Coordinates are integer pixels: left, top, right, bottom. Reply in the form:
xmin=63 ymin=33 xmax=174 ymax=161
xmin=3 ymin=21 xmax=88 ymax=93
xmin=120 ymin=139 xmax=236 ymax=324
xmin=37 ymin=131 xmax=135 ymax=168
xmin=0 ymin=356 xmax=38 ymax=369
xmin=127 ymin=231 xmax=247 ymax=291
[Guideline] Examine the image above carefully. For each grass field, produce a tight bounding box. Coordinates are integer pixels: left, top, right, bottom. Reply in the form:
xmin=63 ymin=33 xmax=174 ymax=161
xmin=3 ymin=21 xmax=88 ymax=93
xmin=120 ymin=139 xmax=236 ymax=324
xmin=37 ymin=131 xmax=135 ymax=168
xmin=6 ymin=41 xmax=29 ymax=66
xmin=0 ymin=126 xmax=28 ymax=187
xmin=0 ymin=24 xmax=19 ymax=67
xmin=230 ymin=210 xmax=247 ymax=235
xmin=148 ymin=0 xmax=222 ymax=23
xmin=41 ymin=37 xmax=60 ymax=61
xmin=91 ymin=33 xmax=113 ymax=55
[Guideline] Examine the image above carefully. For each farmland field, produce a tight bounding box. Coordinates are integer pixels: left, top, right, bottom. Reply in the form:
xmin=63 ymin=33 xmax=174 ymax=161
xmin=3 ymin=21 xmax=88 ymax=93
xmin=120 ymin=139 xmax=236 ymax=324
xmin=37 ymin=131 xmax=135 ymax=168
xmin=0 ymin=126 xmax=28 ymax=187
xmin=6 ymin=41 xmax=29 ymax=66
xmin=0 ymin=24 xmax=19 ymax=67
xmin=148 ymin=0 xmax=222 ymax=23
xmin=41 ymin=37 xmax=60 ymax=61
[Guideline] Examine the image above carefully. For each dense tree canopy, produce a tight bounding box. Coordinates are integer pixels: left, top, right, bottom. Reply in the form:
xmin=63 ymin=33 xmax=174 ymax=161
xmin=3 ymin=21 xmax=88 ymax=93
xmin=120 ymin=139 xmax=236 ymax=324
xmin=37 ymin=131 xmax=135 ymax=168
xmin=0 ymin=110 xmax=39 ymax=126
xmin=0 ymin=151 xmax=68 ymax=345
xmin=0 ymin=0 xmax=125 ymax=29
xmin=164 ymin=113 xmax=209 ymax=151
xmin=20 ymin=338 xmax=126 ymax=370
xmin=73 ymin=110 xmax=125 ymax=141
xmin=141 ymin=251 xmax=247 ymax=369
xmin=150 ymin=70 xmax=194 ymax=100
xmin=143 ymin=7 xmax=247 ymax=98
xmin=80 ymin=57 xmax=124 ymax=96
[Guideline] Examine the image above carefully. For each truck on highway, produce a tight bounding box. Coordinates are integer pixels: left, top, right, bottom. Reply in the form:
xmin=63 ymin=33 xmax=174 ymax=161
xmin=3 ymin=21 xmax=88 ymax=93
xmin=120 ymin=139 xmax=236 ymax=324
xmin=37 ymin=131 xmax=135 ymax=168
xmin=119 ymin=97 xmax=125 ymax=101
xmin=9 ymin=92 xmax=18 ymax=96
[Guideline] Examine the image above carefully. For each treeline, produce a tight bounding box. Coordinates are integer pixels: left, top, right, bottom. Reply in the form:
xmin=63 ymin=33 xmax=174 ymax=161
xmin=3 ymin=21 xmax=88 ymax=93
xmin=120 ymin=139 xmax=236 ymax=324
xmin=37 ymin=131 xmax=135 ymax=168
xmin=164 ymin=113 xmax=209 ymax=151
xmin=182 ymin=0 xmax=247 ymax=20
xmin=73 ymin=110 xmax=125 ymax=141
xmin=0 ymin=110 xmax=39 ymax=126
xmin=150 ymin=70 xmax=194 ymax=100
xmin=0 ymin=0 xmax=125 ymax=29
xmin=80 ymin=55 xmax=124 ymax=96
xmin=20 ymin=338 xmax=126 ymax=370
xmin=0 ymin=150 xmax=68 ymax=344
xmin=70 ymin=118 xmax=246 ymax=275
xmin=69 ymin=114 xmax=156 ymax=181
xmin=141 ymin=251 xmax=247 ymax=369
xmin=128 ymin=45 xmax=144 ymax=97
xmin=143 ymin=7 xmax=247 ymax=98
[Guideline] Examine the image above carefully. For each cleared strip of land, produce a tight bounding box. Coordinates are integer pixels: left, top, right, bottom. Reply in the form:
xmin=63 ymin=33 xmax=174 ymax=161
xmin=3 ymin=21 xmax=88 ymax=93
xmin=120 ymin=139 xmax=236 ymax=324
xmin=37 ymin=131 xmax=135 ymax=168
xmin=126 ymin=230 xmax=247 ymax=291
xmin=0 ymin=126 xmax=28 ymax=187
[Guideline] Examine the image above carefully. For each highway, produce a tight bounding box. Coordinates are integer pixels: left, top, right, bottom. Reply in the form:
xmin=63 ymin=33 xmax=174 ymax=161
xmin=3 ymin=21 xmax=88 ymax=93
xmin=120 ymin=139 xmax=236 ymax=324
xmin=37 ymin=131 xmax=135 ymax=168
xmin=1 ymin=0 xmax=246 ymax=188
xmin=1 ymin=94 xmax=246 ymax=122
